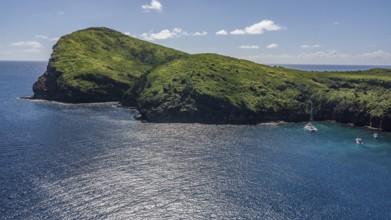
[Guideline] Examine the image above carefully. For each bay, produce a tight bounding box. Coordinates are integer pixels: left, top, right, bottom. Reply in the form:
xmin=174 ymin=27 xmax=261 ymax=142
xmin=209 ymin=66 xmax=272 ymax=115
xmin=1 ymin=61 xmax=390 ymax=219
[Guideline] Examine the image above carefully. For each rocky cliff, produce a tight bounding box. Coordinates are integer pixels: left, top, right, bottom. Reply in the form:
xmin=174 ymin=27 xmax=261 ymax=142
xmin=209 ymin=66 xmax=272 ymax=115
xmin=32 ymin=27 xmax=391 ymax=131
xmin=32 ymin=27 xmax=187 ymax=102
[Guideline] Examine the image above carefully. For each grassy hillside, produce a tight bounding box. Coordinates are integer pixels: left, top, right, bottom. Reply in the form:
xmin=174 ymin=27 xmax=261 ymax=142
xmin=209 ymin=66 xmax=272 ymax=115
xmin=308 ymin=68 xmax=391 ymax=127
xmin=124 ymin=53 xmax=391 ymax=129
xmin=32 ymin=27 xmax=391 ymax=130
xmin=126 ymin=54 xmax=308 ymax=122
xmin=33 ymin=27 xmax=187 ymax=102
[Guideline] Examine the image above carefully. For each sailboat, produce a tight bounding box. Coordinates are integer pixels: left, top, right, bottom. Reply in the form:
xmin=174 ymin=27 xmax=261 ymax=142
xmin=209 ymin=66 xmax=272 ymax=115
xmin=304 ymin=101 xmax=318 ymax=132
xmin=356 ymin=138 xmax=363 ymax=144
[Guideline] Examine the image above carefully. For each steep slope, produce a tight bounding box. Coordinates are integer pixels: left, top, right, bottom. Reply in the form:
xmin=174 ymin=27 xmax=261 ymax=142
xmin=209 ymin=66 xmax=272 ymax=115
xmin=123 ymin=54 xmax=312 ymax=123
xmin=309 ymin=69 xmax=391 ymax=130
xmin=31 ymin=27 xmax=391 ymax=131
xmin=122 ymin=53 xmax=391 ymax=130
xmin=32 ymin=27 xmax=187 ymax=102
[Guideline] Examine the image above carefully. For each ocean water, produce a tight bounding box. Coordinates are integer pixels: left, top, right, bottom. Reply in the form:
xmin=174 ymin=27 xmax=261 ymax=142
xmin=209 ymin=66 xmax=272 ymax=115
xmin=270 ymin=64 xmax=391 ymax=72
xmin=1 ymin=61 xmax=391 ymax=219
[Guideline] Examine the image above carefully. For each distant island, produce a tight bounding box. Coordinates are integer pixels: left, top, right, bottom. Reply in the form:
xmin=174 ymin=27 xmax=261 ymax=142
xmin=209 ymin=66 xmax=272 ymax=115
xmin=31 ymin=27 xmax=391 ymax=131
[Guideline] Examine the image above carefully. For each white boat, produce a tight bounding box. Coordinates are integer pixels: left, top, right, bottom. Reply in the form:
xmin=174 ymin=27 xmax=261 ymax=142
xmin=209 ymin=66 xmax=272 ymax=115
xmin=304 ymin=101 xmax=317 ymax=132
xmin=304 ymin=122 xmax=318 ymax=132
xmin=356 ymin=138 xmax=363 ymax=144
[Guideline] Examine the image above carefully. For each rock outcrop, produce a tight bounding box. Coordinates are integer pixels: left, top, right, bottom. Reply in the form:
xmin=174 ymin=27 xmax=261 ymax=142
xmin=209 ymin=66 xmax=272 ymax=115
xmin=32 ymin=27 xmax=391 ymax=131
xmin=32 ymin=27 xmax=187 ymax=103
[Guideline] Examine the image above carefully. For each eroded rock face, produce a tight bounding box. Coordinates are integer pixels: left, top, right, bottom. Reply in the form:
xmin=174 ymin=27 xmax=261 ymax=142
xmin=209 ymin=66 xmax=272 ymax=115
xmin=32 ymin=60 xmax=60 ymax=100
xmin=33 ymin=66 xmax=129 ymax=103
xmin=32 ymin=72 xmax=49 ymax=99
xmin=32 ymin=27 xmax=186 ymax=103
xmin=31 ymin=27 xmax=391 ymax=131
xmin=135 ymin=95 xmax=391 ymax=131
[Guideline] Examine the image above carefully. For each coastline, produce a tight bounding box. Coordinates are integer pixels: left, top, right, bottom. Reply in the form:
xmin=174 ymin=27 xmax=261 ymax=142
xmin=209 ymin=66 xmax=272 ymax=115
xmin=19 ymin=96 xmax=387 ymax=132
xmin=20 ymin=96 xmax=122 ymax=107
xmin=28 ymin=28 xmax=391 ymax=132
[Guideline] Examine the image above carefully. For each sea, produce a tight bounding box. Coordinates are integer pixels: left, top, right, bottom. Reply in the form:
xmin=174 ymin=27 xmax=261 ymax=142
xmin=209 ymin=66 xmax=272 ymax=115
xmin=1 ymin=61 xmax=391 ymax=219
xmin=270 ymin=64 xmax=391 ymax=72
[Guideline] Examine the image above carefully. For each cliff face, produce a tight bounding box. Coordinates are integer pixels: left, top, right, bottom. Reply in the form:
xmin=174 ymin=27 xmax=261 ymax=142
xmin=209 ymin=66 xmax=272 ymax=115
xmin=123 ymin=54 xmax=310 ymax=124
xmin=32 ymin=27 xmax=391 ymax=131
xmin=32 ymin=27 xmax=187 ymax=103
xmin=121 ymin=53 xmax=391 ymax=130
xmin=33 ymin=59 xmax=130 ymax=102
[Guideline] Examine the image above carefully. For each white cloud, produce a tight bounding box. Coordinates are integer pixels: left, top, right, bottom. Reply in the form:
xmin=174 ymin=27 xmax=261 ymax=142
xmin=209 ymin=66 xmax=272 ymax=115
xmin=124 ymin=32 xmax=130 ymax=36
xmin=267 ymin=43 xmax=279 ymax=49
xmin=243 ymin=50 xmax=391 ymax=65
xmin=239 ymin=45 xmax=259 ymax=49
xmin=361 ymin=50 xmax=391 ymax=59
xmin=243 ymin=51 xmax=343 ymax=64
xmin=312 ymin=50 xmax=338 ymax=57
xmin=333 ymin=21 xmax=340 ymax=25
xmin=230 ymin=29 xmax=246 ymax=35
xmin=8 ymin=41 xmax=44 ymax=55
xmin=57 ymin=11 xmax=65 ymax=16
xmin=49 ymin=37 xmax=60 ymax=42
xmin=216 ymin=30 xmax=228 ymax=35
xmin=183 ymin=31 xmax=208 ymax=36
xmin=142 ymin=0 xmax=162 ymax=12
xmin=11 ymin=41 xmax=43 ymax=48
xmin=141 ymin=28 xmax=207 ymax=40
xmin=141 ymin=28 xmax=182 ymax=40
xmin=193 ymin=31 xmax=208 ymax=36
xmin=22 ymin=48 xmax=40 ymax=53
xmin=35 ymin=34 xmax=59 ymax=42
xmin=301 ymin=44 xmax=321 ymax=49
xmin=35 ymin=35 xmax=48 ymax=39
xmin=230 ymin=20 xmax=283 ymax=35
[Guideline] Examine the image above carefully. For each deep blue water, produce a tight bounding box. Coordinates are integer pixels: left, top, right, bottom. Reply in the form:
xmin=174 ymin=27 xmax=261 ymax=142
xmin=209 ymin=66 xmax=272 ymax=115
xmin=1 ymin=61 xmax=391 ymax=219
xmin=270 ymin=64 xmax=391 ymax=72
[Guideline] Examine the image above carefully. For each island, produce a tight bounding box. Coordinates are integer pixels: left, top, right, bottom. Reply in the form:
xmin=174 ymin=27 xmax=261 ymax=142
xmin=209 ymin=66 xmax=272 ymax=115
xmin=32 ymin=27 xmax=391 ymax=131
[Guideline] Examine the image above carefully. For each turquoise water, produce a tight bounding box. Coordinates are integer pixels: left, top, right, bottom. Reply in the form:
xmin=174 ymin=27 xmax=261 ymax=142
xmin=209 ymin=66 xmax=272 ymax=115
xmin=1 ymin=62 xmax=391 ymax=219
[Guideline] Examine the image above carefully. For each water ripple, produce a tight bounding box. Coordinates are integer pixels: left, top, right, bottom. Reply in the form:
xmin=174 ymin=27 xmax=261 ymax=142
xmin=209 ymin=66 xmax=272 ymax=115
xmin=1 ymin=102 xmax=391 ymax=219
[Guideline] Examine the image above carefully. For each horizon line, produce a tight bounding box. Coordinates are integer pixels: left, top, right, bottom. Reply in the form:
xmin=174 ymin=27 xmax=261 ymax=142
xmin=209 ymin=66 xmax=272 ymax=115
xmin=1 ymin=60 xmax=391 ymax=67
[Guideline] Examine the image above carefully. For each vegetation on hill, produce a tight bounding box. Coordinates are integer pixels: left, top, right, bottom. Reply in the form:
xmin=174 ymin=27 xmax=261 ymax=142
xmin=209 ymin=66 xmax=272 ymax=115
xmin=33 ymin=27 xmax=187 ymax=102
xmin=308 ymin=68 xmax=391 ymax=129
xmin=123 ymin=53 xmax=391 ymax=130
xmin=32 ymin=27 xmax=391 ymax=131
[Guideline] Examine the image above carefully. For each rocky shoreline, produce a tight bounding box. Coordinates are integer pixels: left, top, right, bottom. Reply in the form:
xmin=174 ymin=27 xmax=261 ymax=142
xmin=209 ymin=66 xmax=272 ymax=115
xmin=29 ymin=27 xmax=391 ymax=131
xmin=21 ymin=95 xmax=391 ymax=132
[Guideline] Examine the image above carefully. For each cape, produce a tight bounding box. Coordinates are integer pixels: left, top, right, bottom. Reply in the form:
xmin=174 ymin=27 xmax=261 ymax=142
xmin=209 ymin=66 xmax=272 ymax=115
xmin=32 ymin=27 xmax=391 ymax=131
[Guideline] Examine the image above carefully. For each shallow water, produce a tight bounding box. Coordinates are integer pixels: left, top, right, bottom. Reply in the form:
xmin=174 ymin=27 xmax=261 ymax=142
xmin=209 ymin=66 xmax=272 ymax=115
xmin=1 ymin=62 xmax=390 ymax=219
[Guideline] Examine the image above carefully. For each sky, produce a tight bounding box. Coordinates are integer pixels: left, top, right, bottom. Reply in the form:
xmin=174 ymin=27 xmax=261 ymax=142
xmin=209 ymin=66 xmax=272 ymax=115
xmin=0 ymin=0 xmax=390 ymax=65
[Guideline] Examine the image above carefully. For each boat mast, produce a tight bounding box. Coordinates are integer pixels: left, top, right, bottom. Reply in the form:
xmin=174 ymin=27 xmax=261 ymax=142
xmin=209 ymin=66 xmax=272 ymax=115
xmin=310 ymin=101 xmax=313 ymax=122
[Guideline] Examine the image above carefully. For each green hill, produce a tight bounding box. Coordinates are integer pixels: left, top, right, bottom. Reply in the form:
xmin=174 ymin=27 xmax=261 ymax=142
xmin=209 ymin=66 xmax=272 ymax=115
xmin=33 ymin=27 xmax=187 ymax=102
xmin=123 ymin=53 xmax=391 ymax=130
xmin=32 ymin=27 xmax=391 ymax=131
